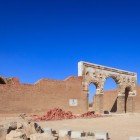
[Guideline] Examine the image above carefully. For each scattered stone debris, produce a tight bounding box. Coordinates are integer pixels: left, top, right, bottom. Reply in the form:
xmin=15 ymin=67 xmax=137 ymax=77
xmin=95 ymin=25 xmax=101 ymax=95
xmin=6 ymin=130 xmax=27 ymax=140
xmin=0 ymin=109 xmax=105 ymax=140
xmin=31 ymin=108 xmax=102 ymax=121
xmin=0 ymin=118 xmax=110 ymax=140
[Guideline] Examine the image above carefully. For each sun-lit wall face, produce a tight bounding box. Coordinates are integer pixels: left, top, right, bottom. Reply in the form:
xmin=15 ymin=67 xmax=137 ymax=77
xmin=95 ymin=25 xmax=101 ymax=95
xmin=0 ymin=76 xmax=88 ymax=114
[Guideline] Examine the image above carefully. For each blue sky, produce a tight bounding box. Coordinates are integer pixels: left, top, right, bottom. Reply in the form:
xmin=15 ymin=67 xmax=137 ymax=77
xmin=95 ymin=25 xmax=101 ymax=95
xmin=0 ymin=0 xmax=140 ymax=91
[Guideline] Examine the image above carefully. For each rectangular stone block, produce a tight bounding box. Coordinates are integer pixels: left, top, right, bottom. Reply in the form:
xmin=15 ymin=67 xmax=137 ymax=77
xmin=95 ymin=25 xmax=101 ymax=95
xmin=129 ymin=137 xmax=140 ymax=140
xmin=71 ymin=131 xmax=85 ymax=139
xmin=59 ymin=129 xmax=71 ymax=137
xmin=95 ymin=131 xmax=109 ymax=140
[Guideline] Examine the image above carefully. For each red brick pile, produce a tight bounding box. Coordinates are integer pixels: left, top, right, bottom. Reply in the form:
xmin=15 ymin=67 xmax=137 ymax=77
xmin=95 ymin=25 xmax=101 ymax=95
xmin=32 ymin=108 xmax=77 ymax=121
xmin=80 ymin=111 xmax=101 ymax=118
xmin=32 ymin=108 xmax=101 ymax=121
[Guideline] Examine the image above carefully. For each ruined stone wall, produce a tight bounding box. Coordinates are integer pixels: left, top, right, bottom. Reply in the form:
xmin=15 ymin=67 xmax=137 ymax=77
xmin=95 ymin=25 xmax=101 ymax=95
xmin=0 ymin=75 xmax=140 ymax=114
xmin=0 ymin=76 xmax=87 ymax=114
xmin=103 ymin=87 xmax=140 ymax=113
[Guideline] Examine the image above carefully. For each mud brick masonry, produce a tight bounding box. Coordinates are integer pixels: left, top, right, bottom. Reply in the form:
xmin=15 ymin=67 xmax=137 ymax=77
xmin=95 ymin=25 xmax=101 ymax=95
xmin=0 ymin=61 xmax=140 ymax=114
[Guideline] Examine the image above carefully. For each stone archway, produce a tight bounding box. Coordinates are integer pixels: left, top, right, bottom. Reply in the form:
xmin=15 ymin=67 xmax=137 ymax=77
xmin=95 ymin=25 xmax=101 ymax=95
xmin=78 ymin=61 xmax=137 ymax=113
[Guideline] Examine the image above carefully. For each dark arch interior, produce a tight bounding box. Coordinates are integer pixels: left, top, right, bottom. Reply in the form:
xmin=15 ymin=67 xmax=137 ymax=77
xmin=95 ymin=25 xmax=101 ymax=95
xmin=0 ymin=78 xmax=6 ymax=84
xmin=88 ymin=83 xmax=96 ymax=108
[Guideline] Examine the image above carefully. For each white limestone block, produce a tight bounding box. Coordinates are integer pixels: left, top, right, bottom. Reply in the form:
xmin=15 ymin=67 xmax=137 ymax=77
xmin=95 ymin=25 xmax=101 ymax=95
xmin=59 ymin=129 xmax=71 ymax=137
xmin=94 ymin=131 xmax=109 ymax=140
xmin=71 ymin=131 xmax=85 ymax=139
xmin=42 ymin=127 xmax=52 ymax=134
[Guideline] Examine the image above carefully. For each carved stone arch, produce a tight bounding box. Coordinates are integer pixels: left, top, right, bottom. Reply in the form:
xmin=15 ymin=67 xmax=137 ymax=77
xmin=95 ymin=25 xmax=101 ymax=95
xmin=78 ymin=61 xmax=137 ymax=113
xmin=88 ymin=80 xmax=99 ymax=89
xmin=0 ymin=77 xmax=6 ymax=84
xmin=102 ymin=74 xmax=121 ymax=94
xmin=105 ymin=74 xmax=121 ymax=85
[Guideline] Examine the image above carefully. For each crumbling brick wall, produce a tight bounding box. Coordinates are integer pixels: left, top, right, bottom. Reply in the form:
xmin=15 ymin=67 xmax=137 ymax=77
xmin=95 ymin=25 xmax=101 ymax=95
xmin=0 ymin=76 xmax=87 ymax=114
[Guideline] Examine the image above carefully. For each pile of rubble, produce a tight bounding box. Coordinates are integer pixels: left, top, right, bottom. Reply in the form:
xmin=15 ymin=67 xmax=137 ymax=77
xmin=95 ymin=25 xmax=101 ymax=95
xmin=32 ymin=108 xmax=77 ymax=121
xmin=0 ymin=120 xmax=109 ymax=140
xmin=32 ymin=108 xmax=102 ymax=121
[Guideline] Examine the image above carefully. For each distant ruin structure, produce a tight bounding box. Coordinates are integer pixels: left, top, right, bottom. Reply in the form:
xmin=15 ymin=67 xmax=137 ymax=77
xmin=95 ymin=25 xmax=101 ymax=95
xmin=0 ymin=61 xmax=139 ymax=114
xmin=78 ymin=61 xmax=137 ymax=113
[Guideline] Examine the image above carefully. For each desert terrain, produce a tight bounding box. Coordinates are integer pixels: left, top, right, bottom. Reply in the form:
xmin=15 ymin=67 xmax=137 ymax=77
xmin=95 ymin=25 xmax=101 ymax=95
xmin=0 ymin=113 xmax=140 ymax=140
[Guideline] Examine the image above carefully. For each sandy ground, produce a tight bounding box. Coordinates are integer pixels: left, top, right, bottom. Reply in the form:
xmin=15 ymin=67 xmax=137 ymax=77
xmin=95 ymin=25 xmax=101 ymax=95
xmin=0 ymin=113 xmax=140 ymax=140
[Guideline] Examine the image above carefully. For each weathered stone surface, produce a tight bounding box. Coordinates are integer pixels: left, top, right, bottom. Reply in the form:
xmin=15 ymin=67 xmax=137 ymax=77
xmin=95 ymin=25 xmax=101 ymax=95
xmin=17 ymin=122 xmax=23 ymax=129
xmin=78 ymin=61 xmax=137 ymax=113
xmin=6 ymin=130 xmax=27 ymax=140
xmin=0 ymin=125 xmax=8 ymax=140
xmin=0 ymin=122 xmax=19 ymax=140
xmin=23 ymin=122 xmax=42 ymax=138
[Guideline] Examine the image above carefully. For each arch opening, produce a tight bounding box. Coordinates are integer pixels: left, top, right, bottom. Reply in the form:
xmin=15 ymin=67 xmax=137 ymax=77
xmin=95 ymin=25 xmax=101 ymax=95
xmin=104 ymin=77 xmax=118 ymax=90
xmin=88 ymin=83 xmax=96 ymax=109
xmin=103 ymin=77 xmax=118 ymax=113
